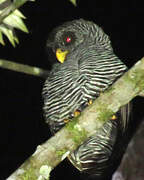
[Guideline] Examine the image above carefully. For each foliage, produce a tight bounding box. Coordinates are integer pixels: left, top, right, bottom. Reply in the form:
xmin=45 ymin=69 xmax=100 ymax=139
xmin=69 ymin=0 xmax=77 ymax=6
xmin=0 ymin=0 xmax=29 ymax=46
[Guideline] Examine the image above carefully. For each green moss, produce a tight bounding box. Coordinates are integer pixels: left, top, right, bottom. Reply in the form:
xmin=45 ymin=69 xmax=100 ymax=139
xmin=66 ymin=118 xmax=78 ymax=131
xmin=19 ymin=167 xmax=37 ymax=180
xmin=96 ymin=102 xmax=115 ymax=123
xmin=66 ymin=118 xmax=87 ymax=146
xmin=106 ymin=85 xmax=115 ymax=94
xmin=98 ymin=109 xmax=114 ymax=122
xmin=56 ymin=148 xmax=68 ymax=157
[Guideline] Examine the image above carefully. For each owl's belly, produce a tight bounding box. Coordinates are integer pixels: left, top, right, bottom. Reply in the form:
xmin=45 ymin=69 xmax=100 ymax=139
xmin=43 ymin=61 xmax=112 ymax=133
xmin=44 ymin=69 xmax=102 ymax=133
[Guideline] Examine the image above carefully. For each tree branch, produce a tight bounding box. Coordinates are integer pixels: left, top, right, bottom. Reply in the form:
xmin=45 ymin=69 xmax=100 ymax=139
xmin=6 ymin=57 xmax=144 ymax=180
xmin=0 ymin=59 xmax=49 ymax=78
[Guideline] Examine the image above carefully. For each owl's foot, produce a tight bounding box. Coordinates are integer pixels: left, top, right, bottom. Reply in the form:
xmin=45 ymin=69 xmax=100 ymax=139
xmin=64 ymin=109 xmax=81 ymax=125
xmin=111 ymin=114 xmax=117 ymax=120
xmin=68 ymin=99 xmax=93 ymax=121
xmin=64 ymin=119 xmax=70 ymax=123
xmin=69 ymin=109 xmax=81 ymax=119
xmin=73 ymin=109 xmax=81 ymax=117
xmin=88 ymin=99 xmax=93 ymax=105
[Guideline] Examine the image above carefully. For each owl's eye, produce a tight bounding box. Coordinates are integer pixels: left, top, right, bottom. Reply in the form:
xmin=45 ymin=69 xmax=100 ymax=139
xmin=62 ymin=31 xmax=75 ymax=46
xmin=66 ymin=37 xmax=72 ymax=43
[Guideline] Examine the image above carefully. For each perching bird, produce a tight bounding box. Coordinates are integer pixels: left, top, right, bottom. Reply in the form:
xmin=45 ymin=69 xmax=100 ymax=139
xmin=42 ymin=19 xmax=131 ymax=180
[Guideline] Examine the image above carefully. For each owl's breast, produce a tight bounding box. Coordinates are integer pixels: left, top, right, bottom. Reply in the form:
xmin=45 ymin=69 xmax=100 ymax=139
xmin=43 ymin=54 xmax=120 ymax=133
xmin=43 ymin=62 xmax=100 ymax=133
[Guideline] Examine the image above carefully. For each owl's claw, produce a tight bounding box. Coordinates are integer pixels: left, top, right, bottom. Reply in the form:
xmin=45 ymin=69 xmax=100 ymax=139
xmin=68 ymin=100 xmax=93 ymax=121
xmin=88 ymin=99 xmax=93 ymax=105
xmin=64 ymin=119 xmax=70 ymax=123
xmin=74 ymin=110 xmax=81 ymax=117
xmin=111 ymin=115 xmax=117 ymax=120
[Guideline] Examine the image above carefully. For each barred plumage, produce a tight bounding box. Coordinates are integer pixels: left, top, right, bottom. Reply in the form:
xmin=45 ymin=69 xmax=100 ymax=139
xmin=42 ymin=19 xmax=131 ymax=179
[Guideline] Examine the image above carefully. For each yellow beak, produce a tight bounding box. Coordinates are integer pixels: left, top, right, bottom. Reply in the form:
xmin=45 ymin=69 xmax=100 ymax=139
xmin=56 ymin=48 xmax=69 ymax=63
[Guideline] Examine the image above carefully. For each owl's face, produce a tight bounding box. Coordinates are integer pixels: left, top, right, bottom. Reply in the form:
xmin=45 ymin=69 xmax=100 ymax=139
xmin=46 ymin=19 xmax=112 ymax=64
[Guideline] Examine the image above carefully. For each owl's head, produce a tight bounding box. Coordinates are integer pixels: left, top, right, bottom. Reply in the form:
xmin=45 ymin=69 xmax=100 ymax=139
xmin=46 ymin=19 xmax=113 ymax=63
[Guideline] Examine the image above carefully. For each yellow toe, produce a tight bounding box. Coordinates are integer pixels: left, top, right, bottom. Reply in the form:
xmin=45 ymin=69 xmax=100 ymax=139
xmin=74 ymin=110 xmax=81 ymax=117
xmin=111 ymin=115 xmax=117 ymax=120
xmin=88 ymin=99 xmax=93 ymax=105
xmin=64 ymin=119 xmax=69 ymax=123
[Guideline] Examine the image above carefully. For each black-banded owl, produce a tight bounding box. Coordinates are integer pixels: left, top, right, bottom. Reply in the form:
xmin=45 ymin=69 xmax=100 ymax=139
xmin=42 ymin=19 xmax=131 ymax=180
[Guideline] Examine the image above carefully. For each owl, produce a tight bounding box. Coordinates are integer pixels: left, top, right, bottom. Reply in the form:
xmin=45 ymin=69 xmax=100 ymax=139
xmin=42 ymin=19 xmax=131 ymax=180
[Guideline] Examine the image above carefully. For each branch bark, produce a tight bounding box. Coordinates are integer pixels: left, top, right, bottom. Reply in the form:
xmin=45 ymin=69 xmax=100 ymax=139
xmin=6 ymin=57 xmax=144 ymax=180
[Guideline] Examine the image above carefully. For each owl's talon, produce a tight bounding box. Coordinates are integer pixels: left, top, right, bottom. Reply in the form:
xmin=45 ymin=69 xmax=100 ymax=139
xmin=111 ymin=115 xmax=117 ymax=120
xmin=64 ymin=119 xmax=70 ymax=123
xmin=74 ymin=110 xmax=81 ymax=117
xmin=88 ymin=99 xmax=93 ymax=105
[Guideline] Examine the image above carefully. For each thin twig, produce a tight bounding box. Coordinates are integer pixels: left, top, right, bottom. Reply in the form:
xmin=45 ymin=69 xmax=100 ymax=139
xmin=0 ymin=59 xmax=49 ymax=78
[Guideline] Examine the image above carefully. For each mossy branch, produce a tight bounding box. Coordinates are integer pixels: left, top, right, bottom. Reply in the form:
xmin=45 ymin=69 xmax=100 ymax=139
xmin=6 ymin=57 xmax=144 ymax=180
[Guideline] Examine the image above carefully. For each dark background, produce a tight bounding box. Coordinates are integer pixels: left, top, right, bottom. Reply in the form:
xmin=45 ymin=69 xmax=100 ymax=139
xmin=0 ymin=0 xmax=144 ymax=179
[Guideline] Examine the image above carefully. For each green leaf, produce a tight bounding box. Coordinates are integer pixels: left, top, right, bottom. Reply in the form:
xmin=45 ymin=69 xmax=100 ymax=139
xmin=69 ymin=0 xmax=77 ymax=6
xmin=0 ymin=0 xmax=34 ymax=46
xmin=0 ymin=31 xmax=5 ymax=45
xmin=13 ymin=9 xmax=26 ymax=19
xmin=4 ymin=10 xmax=28 ymax=33
xmin=13 ymin=34 xmax=19 ymax=44
xmin=0 ymin=7 xmax=28 ymax=45
xmin=0 ymin=25 xmax=17 ymax=46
